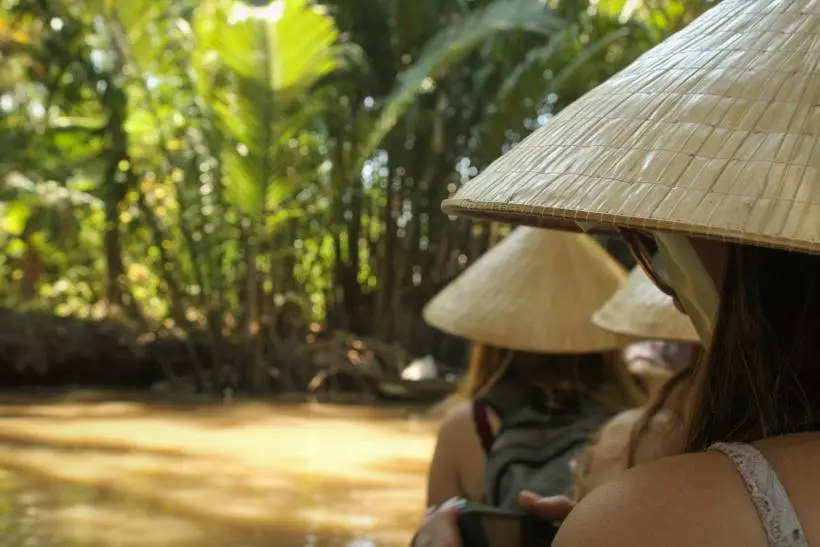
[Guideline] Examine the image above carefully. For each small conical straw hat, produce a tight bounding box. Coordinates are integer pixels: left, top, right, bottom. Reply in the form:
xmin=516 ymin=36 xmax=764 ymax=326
xmin=443 ymin=0 xmax=820 ymax=255
xmin=592 ymin=267 xmax=700 ymax=344
xmin=423 ymin=228 xmax=630 ymax=354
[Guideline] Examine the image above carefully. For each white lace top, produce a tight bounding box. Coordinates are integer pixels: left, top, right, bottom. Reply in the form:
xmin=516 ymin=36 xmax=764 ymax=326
xmin=709 ymin=443 xmax=808 ymax=547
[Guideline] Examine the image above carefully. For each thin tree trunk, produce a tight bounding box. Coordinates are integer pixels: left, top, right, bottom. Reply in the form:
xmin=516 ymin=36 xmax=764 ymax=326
xmin=244 ymin=230 xmax=267 ymax=393
xmin=377 ymin=159 xmax=398 ymax=341
xmin=103 ymin=199 xmax=126 ymax=306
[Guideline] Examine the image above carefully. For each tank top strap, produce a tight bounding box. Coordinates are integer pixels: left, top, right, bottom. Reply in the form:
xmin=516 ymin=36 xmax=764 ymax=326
xmin=708 ymin=442 xmax=807 ymax=547
xmin=471 ymin=400 xmax=495 ymax=455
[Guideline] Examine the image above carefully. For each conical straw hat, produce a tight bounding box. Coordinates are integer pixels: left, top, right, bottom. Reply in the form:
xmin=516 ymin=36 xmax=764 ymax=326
xmin=443 ymin=0 xmax=820 ymax=255
xmin=423 ymin=227 xmax=630 ymax=354
xmin=593 ymin=267 xmax=700 ymax=343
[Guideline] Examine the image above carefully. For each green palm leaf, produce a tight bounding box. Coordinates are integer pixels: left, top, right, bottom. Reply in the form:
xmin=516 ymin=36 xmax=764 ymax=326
xmin=194 ymin=0 xmax=340 ymax=221
xmin=360 ymin=0 xmax=566 ymax=164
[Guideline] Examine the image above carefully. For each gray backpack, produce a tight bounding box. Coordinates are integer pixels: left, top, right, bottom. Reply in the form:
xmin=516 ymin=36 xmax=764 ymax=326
xmin=475 ymin=376 xmax=612 ymax=509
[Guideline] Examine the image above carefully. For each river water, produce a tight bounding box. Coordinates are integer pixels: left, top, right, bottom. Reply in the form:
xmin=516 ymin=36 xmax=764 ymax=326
xmin=0 ymin=392 xmax=437 ymax=546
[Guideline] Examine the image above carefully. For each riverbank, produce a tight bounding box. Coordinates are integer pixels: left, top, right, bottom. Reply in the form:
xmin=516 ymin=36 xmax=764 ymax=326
xmin=0 ymin=308 xmax=462 ymax=403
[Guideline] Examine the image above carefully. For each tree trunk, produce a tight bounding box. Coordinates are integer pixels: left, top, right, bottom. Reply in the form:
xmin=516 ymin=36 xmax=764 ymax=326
xmin=344 ymin=177 xmax=365 ymax=333
xmin=376 ymin=160 xmax=398 ymax=341
xmin=243 ymin=231 xmax=268 ymax=393
xmin=20 ymin=220 xmax=43 ymax=301
xmin=99 ymin=82 xmax=145 ymax=322
xmin=103 ymin=199 xmax=126 ymax=306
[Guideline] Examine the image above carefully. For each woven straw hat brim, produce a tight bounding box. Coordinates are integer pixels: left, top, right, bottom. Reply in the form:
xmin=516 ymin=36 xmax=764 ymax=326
xmin=592 ymin=267 xmax=700 ymax=343
xmin=443 ymin=0 xmax=820 ymax=255
xmin=422 ymin=227 xmax=631 ymax=354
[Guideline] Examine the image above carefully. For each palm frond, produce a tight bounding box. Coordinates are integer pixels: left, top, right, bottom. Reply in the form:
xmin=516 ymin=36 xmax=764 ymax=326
xmin=472 ymin=34 xmax=569 ymax=162
xmin=474 ymin=18 xmax=642 ymax=162
xmin=548 ymin=24 xmax=632 ymax=94
xmin=359 ymin=0 xmax=566 ymax=165
xmin=195 ymin=0 xmax=341 ymax=221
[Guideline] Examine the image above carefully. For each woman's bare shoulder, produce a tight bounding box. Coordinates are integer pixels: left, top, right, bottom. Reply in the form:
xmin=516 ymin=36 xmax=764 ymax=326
xmin=439 ymin=398 xmax=500 ymax=437
xmin=439 ymin=401 xmax=474 ymax=432
xmin=555 ymin=451 xmax=766 ymax=547
xmin=434 ymin=401 xmax=483 ymax=453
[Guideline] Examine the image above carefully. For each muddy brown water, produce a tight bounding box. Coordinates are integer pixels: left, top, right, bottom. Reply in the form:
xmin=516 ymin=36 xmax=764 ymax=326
xmin=0 ymin=391 xmax=437 ymax=546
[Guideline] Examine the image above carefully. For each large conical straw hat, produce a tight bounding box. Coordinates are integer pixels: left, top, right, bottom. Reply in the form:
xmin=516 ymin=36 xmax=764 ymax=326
xmin=423 ymin=227 xmax=629 ymax=353
xmin=443 ymin=0 xmax=820 ymax=255
xmin=592 ymin=267 xmax=700 ymax=343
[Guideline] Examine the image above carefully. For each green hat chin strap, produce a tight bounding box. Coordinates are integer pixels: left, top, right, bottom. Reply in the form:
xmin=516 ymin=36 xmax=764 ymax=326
xmin=575 ymin=221 xmax=718 ymax=344
xmin=576 ymin=221 xmax=597 ymax=233
xmin=654 ymin=233 xmax=719 ymax=345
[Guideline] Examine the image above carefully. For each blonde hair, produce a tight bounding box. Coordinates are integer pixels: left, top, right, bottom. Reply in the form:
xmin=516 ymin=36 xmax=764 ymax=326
xmin=458 ymin=342 xmax=645 ymax=411
xmin=459 ymin=343 xmax=513 ymax=398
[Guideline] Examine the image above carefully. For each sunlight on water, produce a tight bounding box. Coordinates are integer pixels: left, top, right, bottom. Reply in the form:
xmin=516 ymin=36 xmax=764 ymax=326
xmin=0 ymin=393 xmax=437 ymax=546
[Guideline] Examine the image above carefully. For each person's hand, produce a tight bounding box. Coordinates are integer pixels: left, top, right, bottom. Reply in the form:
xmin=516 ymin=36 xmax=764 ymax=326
xmin=517 ymin=490 xmax=574 ymax=523
xmin=410 ymin=494 xmax=574 ymax=547
xmin=411 ymin=498 xmax=462 ymax=547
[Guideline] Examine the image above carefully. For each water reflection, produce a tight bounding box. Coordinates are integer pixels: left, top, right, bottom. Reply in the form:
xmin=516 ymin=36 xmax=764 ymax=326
xmin=0 ymin=393 xmax=436 ymax=546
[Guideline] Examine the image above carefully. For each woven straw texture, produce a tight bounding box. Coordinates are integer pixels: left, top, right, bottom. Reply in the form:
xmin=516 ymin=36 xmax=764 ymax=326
xmin=422 ymin=227 xmax=630 ymax=353
xmin=443 ymin=0 xmax=820 ymax=254
xmin=592 ymin=267 xmax=700 ymax=343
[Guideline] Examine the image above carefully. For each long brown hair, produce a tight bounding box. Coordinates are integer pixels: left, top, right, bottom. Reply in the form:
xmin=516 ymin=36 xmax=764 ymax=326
xmin=624 ymin=345 xmax=702 ymax=466
xmin=626 ymin=364 xmax=693 ymax=466
xmin=686 ymin=243 xmax=820 ymax=451
xmin=459 ymin=342 xmax=644 ymax=411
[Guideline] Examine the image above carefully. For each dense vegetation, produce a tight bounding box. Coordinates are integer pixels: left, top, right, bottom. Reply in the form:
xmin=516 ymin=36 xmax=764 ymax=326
xmin=0 ymin=0 xmax=714 ymax=393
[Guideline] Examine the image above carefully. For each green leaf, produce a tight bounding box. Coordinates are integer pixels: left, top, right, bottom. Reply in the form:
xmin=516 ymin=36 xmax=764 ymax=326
xmin=197 ymin=0 xmax=342 ymax=221
xmin=268 ymin=0 xmax=338 ymax=96
xmin=102 ymin=0 xmax=170 ymax=70
xmin=360 ymin=0 xmax=566 ymax=164
xmin=6 ymin=238 xmax=26 ymax=258
xmin=222 ymin=147 xmax=263 ymax=219
xmin=473 ymin=35 xmax=568 ymax=161
xmin=265 ymin=179 xmax=294 ymax=212
xmin=2 ymin=201 xmax=30 ymax=235
xmin=596 ymin=0 xmax=630 ymax=19
xmin=211 ymin=0 xmax=339 ymax=101
xmin=124 ymin=108 xmax=160 ymax=146
xmin=548 ymin=24 xmax=632 ymax=94
xmin=264 ymin=207 xmax=304 ymax=231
